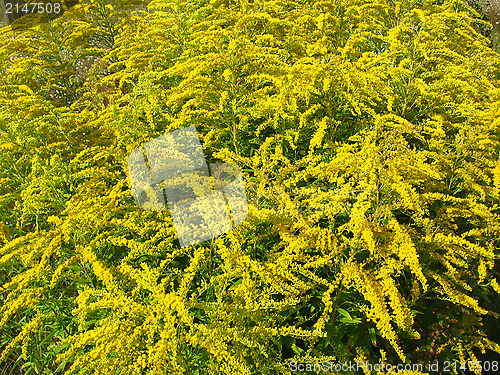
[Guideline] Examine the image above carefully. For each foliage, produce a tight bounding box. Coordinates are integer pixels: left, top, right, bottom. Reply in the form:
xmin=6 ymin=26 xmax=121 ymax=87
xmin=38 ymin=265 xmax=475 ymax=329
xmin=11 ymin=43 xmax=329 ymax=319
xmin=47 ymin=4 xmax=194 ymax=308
xmin=465 ymin=0 xmax=500 ymax=52
xmin=1 ymin=0 xmax=500 ymax=374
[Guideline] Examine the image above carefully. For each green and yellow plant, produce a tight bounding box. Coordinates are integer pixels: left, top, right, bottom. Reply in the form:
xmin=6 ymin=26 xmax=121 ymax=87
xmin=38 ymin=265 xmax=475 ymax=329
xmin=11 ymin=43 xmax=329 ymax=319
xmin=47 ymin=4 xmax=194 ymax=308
xmin=0 ymin=0 xmax=499 ymax=374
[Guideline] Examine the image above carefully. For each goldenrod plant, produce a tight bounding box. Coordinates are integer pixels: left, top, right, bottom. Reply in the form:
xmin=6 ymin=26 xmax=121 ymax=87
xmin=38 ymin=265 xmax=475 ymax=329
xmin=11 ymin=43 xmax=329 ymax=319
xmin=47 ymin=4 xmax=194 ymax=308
xmin=0 ymin=0 xmax=499 ymax=374
xmin=466 ymin=0 xmax=500 ymax=52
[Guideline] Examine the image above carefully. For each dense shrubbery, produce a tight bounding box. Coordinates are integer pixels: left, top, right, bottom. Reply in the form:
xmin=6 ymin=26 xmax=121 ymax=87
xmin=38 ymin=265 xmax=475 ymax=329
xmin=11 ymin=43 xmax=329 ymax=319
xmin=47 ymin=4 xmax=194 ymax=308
xmin=1 ymin=0 xmax=500 ymax=374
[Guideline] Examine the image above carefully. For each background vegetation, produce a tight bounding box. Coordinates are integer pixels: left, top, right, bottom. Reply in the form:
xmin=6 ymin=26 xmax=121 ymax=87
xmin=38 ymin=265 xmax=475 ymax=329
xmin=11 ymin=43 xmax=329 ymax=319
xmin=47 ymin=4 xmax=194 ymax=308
xmin=1 ymin=0 xmax=500 ymax=374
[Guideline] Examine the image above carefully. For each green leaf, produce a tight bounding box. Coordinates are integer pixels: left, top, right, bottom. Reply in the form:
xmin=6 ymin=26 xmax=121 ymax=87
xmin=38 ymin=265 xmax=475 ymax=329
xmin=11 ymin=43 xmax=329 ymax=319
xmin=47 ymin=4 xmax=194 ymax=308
xmin=369 ymin=328 xmax=377 ymax=346
xmin=337 ymin=308 xmax=352 ymax=320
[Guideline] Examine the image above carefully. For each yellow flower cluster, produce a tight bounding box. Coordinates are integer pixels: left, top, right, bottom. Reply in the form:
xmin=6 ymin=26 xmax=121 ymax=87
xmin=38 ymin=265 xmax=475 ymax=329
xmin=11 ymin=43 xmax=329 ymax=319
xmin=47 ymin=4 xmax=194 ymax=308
xmin=0 ymin=0 xmax=499 ymax=373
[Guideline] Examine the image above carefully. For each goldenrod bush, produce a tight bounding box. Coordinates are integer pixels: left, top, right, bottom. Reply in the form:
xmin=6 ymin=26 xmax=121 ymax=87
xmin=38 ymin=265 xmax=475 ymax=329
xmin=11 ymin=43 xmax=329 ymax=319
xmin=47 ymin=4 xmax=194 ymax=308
xmin=1 ymin=0 xmax=500 ymax=374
